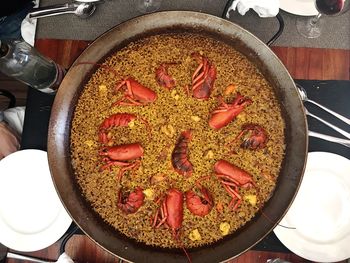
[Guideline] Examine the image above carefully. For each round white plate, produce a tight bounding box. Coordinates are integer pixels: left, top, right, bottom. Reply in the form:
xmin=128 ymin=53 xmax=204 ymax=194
xmin=280 ymin=0 xmax=318 ymax=16
xmin=274 ymin=152 xmax=350 ymax=262
xmin=0 ymin=149 xmax=72 ymax=252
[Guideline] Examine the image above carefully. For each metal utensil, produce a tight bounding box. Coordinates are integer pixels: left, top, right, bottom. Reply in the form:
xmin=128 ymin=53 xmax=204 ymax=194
xmin=0 ymin=243 xmax=53 ymax=263
xmin=297 ymin=84 xmax=350 ymax=126
xmin=6 ymin=253 xmax=54 ymax=263
xmin=305 ymin=108 xmax=350 ymax=139
xmin=309 ymin=130 xmax=350 ymax=148
xmin=28 ymin=2 xmax=96 ymax=19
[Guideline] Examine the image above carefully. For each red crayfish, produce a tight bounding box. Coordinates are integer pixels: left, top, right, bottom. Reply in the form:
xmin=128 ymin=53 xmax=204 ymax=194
xmin=74 ymin=63 xmax=156 ymax=106
xmin=113 ymin=77 xmax=157 ymax=106
xmin=152 ymin=188 xmax=191 ymax=262
xmin=98 ymin=113 xmax=136 ymax=144
xmin=171 ymin=130 xmax=193 ymax=177
xmin=229 ymin=124 xmax=268 ymax=150
xmin=191 ymin=52 xmax=217 ymax=100
xmin=214 ymin=160 xmax=255 ymax=211
xmin=118 ymin=187 xmax=145 ymax=214
xmin=99 ymin=143 xmax=143 ymax=181
xmin=98 ymin=113 xmax=151 ymax=144
xmin=209 ymin=93 xmax=252 ymax=130
xmin=155 ymin=63 xmax=176 ymax=90
xmin=185 ymin=177 xmax=213 ymax=217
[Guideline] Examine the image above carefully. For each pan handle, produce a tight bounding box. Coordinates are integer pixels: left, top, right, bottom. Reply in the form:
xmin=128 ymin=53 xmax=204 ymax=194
xmin=266 ymin=13 xmax=284 ymax=46
xmin=59 ymin=223 xmax=80 ymax=254
xmin=0 ymin=89 xmax=16 ymax=109
xmin=221 ymin=0 xmax=285 ymax=46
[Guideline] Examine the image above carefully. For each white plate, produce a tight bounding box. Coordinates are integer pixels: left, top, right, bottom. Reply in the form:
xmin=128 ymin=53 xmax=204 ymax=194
xmin=280 ymin=0 xmax=318 ymax=16
xmin=0 ymin=149 xmax=72 ymax=252
xmin=274 ymin=152 xmax=350 ymax=262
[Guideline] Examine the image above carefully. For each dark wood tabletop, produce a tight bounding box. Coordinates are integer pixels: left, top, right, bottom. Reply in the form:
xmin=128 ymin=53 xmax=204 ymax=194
xmin=4 ymin=40 xmax=349 ymax=263
xmin=34 ymin=40 xmax=350 ymax=80
xmin=1 ymin=42 xmax=349 ymax=109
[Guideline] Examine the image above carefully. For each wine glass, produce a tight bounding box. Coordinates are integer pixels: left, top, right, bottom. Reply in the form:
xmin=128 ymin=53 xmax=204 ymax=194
xmin=136 ymin=0 xmax=162 ymax=13
xmin=296 ymin=0 xmax=349 ymax=38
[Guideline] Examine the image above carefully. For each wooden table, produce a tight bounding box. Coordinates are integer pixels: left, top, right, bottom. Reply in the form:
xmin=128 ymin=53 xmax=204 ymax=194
xmin=34 ymin=40 xmax=350 ymax=80
xmin=5 ymin=40 xmax=349 ymax=263
xmin=1 ymin=41 xmax=349 ymax=109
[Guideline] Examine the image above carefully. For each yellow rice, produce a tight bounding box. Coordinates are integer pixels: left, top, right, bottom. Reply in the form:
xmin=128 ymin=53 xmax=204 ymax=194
xmin=70 ymin=33 xmax=285 ymax=248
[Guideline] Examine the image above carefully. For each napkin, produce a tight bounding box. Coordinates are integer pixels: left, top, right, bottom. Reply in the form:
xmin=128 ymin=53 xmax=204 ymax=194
xmin=56 ymin=253 xmax=74 ymax=263
xmin=226 ymin=0 xmax=280 ymax=18
xmin=3 ymin=106 xmax=25 ymax=135
xmin=21 ymin=16 xmax=37 ymax=46
xmin=21 ymin=0 xmax=40 ymax=46
xmin=0 ymin=121 xmax=20 ymax=160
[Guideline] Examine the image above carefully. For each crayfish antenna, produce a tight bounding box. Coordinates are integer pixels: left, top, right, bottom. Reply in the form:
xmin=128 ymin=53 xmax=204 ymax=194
xmin=174 ymin=232 xmax=192 ymax=263
xmin=139 ymin=117 xmax=152 ymax=140
xmin=181 ymin=245 xmax=192 ymax=263
xmin=225 ymin=129 xmax=245 ymax=148
xmin=260 ymin=210 xmax=296 ymax=230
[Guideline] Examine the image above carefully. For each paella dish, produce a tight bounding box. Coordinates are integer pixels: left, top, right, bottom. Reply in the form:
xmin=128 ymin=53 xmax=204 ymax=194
xmin=70 ymin=33 xmax=286 ymax=250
